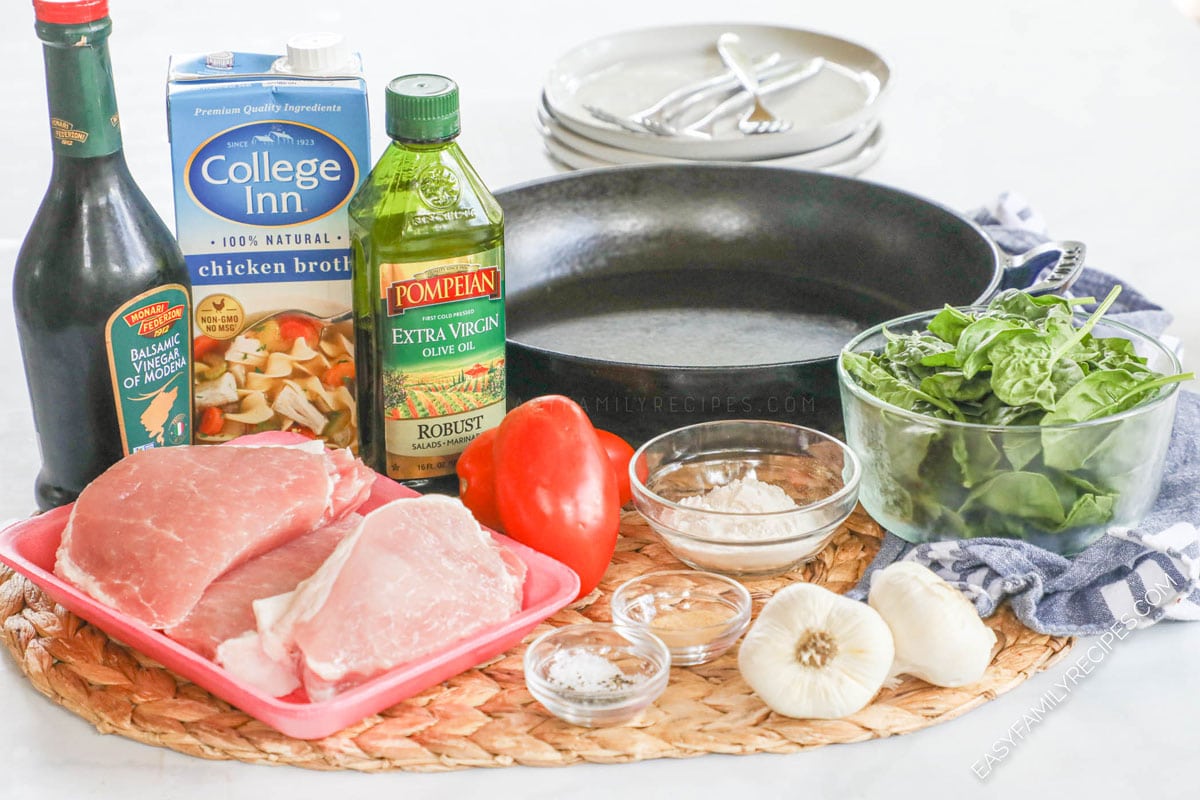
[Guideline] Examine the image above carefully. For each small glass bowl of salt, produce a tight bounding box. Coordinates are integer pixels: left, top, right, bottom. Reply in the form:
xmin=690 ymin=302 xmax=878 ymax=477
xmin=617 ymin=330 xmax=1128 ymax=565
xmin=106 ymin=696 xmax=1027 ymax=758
xmin=630 ymin=420 xmax=861 ymax=578
xmin=523 ymin=623 xmax=670 ymax=727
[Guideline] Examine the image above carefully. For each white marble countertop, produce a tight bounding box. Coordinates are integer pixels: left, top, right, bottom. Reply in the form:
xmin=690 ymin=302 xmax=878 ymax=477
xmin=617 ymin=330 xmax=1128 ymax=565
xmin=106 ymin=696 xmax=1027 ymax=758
xmin=2 ymin=0 xmax=1198 ymax=798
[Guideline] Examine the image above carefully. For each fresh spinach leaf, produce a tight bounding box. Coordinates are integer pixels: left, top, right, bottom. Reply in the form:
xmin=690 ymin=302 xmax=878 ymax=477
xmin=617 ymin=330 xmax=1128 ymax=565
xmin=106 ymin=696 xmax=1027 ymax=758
xmin=961 ymin=471 xmax=1067 ymax=527
xmin=955 ymin=316 xmax=1030 ymax=379
xmin=986 ymin=289 xmax=1092 ymax=321
xmin=920 ymin=350 xmax=962 ymax=369
xmin=921 ymin=370 xmax=993 ymax=404
xmin=1058 ymin=492 xmax=1115 ymax=532
xmin=882 ymin=330 xmax=954 ymax=383
xmin=989 ymin=331 xmax=1059 ymax=410
xmin=929 ymin=304 xmax=973 ymax=345
xmin=841 ymin=350 xmax=890 ymax=389
xmin=1043 ymin=369 xmax=1190 ymax=425
xmin=873 ymin=375 xmax=965 ymax=420
xmin=950 ymin=429 xmax=1004 ymax=487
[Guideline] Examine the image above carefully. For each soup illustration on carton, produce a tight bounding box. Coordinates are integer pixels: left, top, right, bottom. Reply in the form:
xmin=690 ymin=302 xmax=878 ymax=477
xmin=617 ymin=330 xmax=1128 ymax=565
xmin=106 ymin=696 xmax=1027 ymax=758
xmin=167 ymin=36 xmax=369 ymax=449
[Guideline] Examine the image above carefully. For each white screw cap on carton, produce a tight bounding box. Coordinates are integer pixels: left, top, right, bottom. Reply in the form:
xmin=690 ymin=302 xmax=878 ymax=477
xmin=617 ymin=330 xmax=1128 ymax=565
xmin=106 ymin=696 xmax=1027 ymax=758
xmin=205 ymin=51 xmax=234 ymax=70
xmin=277 ymin=32 xmax=353 ymax=75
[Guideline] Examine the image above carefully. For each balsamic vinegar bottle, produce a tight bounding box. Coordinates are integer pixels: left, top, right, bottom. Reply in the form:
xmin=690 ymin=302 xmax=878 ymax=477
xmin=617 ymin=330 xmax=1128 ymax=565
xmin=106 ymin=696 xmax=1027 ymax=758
xmin=14 ymin=0 xmax=193 ymax=510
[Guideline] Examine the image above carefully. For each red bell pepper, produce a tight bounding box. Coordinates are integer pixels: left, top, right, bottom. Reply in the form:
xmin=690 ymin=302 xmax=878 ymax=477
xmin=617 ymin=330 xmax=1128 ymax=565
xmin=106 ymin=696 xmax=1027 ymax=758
xmin=492 ymin=396 xmax=619 ymax=599
xmin=594 ymin=429 xmax=635 ymax=507
xmin=455 ymin=428 xmax=503 ymax=532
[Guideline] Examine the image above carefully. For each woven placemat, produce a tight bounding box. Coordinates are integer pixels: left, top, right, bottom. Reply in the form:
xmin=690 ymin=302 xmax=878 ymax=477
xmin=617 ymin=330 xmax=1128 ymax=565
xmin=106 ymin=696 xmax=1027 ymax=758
xmin=0 ymin=506 xmax=1072 ymax=772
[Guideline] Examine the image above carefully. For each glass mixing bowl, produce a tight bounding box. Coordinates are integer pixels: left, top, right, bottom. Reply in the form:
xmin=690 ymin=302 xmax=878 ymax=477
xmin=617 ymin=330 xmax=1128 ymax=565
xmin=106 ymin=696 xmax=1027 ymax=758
xmin=629 ymin=420 xmax=860 ymax=577
xmin=611 ymin=570 xmax=752 ymax=666
xmin=838 ymin=311 xmax=1183 ymax=555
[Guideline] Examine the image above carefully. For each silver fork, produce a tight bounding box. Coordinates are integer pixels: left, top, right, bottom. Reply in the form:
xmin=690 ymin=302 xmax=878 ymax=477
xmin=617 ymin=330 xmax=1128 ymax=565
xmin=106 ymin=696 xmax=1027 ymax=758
xmin=584 ymin=104 xmax=704 ymax=137
xmin=582 ymin=52 xmax=781 ymax=136
xmin=677 ymin=57 xmax=824 ymax=136
xmin=717 ymin=33 xmax=792 ymax=135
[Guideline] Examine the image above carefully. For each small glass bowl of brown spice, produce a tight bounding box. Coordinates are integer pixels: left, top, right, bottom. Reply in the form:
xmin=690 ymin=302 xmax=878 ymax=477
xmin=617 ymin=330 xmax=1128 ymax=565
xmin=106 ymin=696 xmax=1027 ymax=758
xmin=523 ymin=623 xmax=670 ymax=727
xmin=611 ymin=570 xmax=752 ymax=666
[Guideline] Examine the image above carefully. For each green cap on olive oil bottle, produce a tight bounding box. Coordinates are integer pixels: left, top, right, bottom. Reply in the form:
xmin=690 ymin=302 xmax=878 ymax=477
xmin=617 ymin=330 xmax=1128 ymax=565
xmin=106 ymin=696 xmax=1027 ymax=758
xmin=385 ymin=74 xmax=460 ymax=142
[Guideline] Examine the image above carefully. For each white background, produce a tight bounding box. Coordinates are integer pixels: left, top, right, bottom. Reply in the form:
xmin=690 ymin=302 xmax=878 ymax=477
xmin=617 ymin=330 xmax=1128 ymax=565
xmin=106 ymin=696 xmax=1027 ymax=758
xmin=1 ymin=0 xmax=1198 ymax=798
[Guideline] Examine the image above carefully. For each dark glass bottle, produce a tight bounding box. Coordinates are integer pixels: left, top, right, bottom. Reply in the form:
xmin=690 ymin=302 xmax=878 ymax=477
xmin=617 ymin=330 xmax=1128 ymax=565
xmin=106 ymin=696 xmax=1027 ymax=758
xmin=14 ymin=0 xmax=193 ymax=510
xmin=350 ymin=75 xmax=505 ymax=494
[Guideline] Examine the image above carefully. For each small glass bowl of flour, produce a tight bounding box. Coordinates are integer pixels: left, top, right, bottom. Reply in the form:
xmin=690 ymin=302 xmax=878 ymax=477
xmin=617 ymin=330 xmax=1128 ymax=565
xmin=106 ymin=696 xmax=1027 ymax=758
xmin=630 ymin=420 xmax=861 ymax=577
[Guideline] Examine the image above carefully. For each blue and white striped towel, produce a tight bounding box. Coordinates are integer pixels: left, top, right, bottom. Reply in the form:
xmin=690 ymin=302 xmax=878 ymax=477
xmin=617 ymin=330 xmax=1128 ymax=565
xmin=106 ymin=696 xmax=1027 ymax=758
xmin=847 ymin=193 xmax=1200 ymax=637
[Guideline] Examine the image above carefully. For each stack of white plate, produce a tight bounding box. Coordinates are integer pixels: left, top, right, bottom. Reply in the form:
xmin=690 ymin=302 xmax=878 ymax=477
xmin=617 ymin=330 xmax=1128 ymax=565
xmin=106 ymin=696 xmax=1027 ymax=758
xmin=538 ymin=24 xmax=891 ymax=174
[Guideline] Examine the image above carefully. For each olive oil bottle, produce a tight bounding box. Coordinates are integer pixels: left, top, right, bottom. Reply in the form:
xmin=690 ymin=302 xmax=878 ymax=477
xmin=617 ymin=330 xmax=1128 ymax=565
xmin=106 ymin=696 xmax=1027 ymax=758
xmin=350 ymin=75 xmax=505 ymax=493
xmin=14 ymin=0 xmax=193 ymax=510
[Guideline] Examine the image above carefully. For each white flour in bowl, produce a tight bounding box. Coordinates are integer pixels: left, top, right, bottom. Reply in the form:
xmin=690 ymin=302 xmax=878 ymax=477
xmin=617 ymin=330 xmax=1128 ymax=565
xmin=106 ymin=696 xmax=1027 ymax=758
xmin=656 ymin=470 xmax=839 ymax=576
xmin=678 ymin=473 xmax=797 ymax=512
xmin=671 ymin=471 xmax=801 ymax=540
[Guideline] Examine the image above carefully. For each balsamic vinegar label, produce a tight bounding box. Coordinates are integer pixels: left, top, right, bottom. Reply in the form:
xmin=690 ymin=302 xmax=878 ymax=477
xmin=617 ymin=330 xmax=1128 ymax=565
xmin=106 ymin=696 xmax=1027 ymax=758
xmin=105 ymin=284 xmax=193 ymax=455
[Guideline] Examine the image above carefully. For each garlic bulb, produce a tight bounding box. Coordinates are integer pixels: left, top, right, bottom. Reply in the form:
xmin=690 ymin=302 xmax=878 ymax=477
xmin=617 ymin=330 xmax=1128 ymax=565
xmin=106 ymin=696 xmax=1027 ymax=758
xmin=738 ymin=583 xmax=894 ymax=719
xmin=867 ymin=561 xmax=996 ymax=688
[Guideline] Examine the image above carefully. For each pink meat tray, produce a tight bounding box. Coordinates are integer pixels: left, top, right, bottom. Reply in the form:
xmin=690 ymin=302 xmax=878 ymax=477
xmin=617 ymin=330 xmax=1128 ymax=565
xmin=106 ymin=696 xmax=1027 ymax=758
xmin=0 ymin=434 xmax=580 ymax=740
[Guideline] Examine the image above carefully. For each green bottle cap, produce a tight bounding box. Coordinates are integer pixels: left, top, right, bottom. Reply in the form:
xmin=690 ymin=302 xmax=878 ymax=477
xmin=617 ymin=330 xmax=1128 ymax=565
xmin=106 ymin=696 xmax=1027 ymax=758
xmin=386 ymin=74 xmax=460 ymax=142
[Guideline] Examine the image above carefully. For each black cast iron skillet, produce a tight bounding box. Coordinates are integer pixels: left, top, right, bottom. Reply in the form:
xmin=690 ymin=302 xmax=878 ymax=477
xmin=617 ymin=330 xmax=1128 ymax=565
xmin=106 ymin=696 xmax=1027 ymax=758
xmin=496 ymin=164 xmax=1083 ymax=444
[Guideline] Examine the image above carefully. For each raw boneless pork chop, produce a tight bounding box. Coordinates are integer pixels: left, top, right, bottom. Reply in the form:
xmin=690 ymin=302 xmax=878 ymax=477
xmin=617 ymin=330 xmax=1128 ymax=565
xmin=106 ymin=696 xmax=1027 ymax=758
xmin=54 ymin=442 xmax=375 ymax=629
xmin=219 ymin=494 xmax=527 ymax=700
xmin=165 ymin=512 xmax=363 ymax=659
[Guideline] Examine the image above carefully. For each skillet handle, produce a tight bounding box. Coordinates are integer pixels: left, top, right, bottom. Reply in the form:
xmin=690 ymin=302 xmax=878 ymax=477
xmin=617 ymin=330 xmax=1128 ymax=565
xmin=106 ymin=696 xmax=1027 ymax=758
xmin=997 ymin=240 xmax=1087 ymax=296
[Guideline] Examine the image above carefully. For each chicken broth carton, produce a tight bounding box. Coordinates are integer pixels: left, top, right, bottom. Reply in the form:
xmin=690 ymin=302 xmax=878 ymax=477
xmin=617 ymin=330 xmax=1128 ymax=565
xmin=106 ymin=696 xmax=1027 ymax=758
xmin=166 ymin=35 xmax=369 ymax=449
